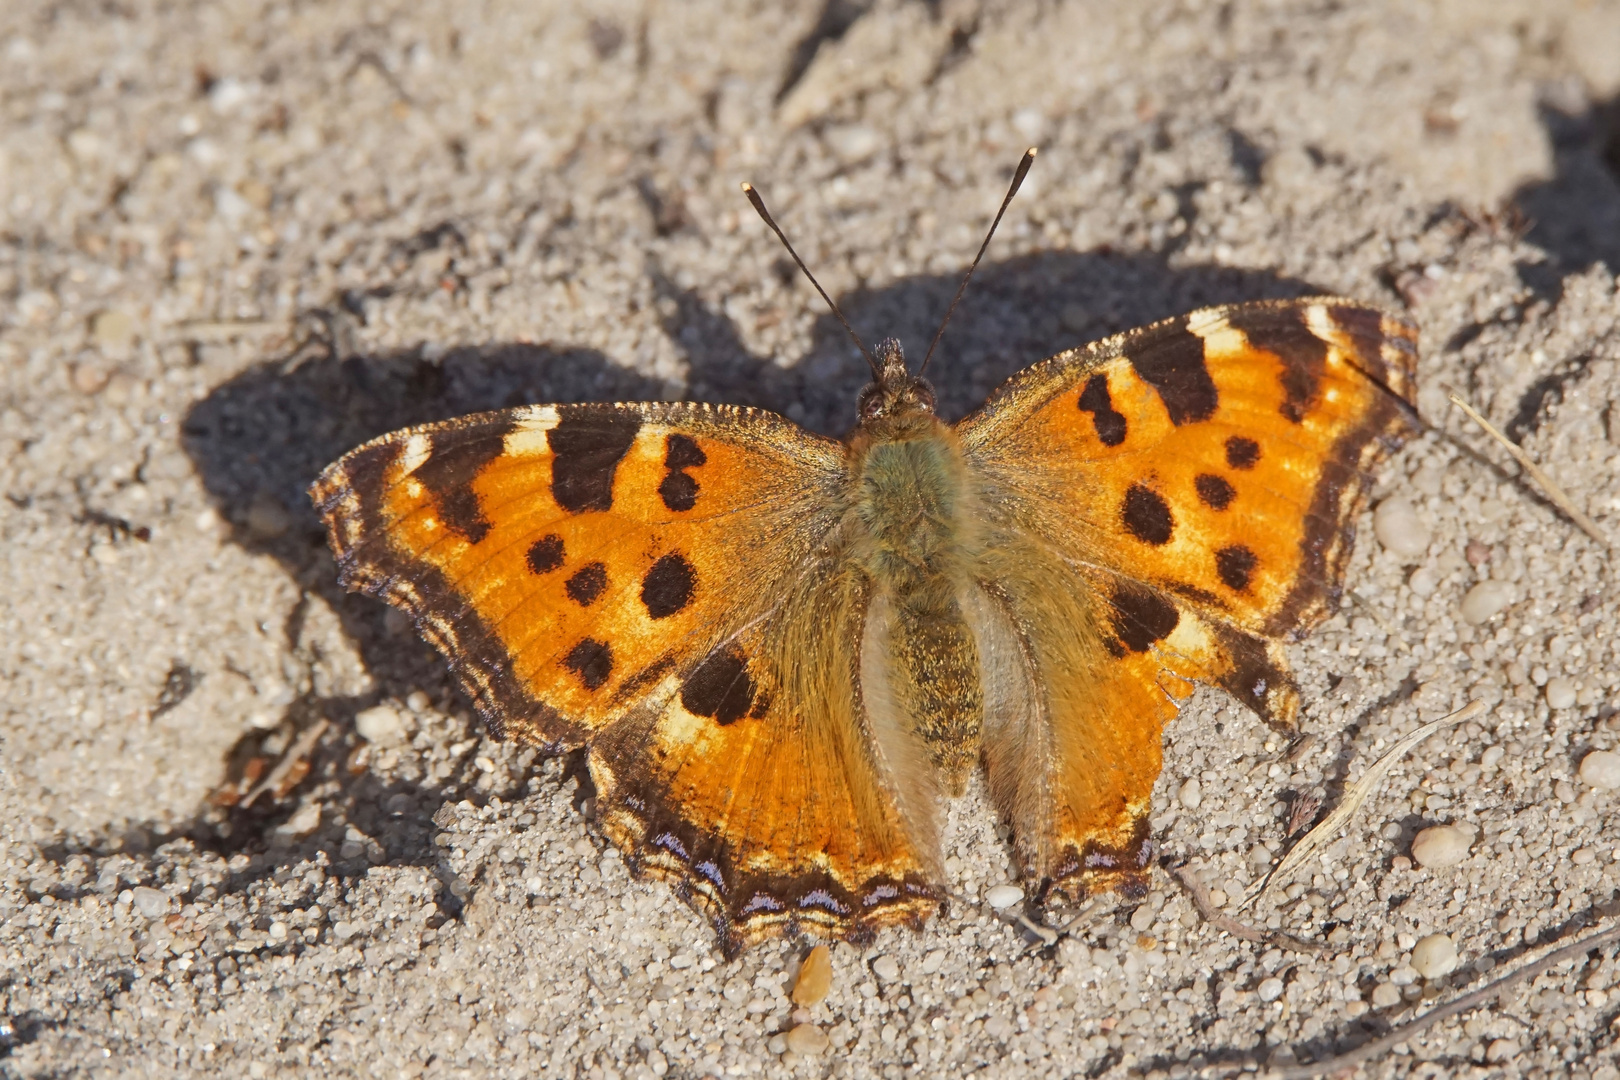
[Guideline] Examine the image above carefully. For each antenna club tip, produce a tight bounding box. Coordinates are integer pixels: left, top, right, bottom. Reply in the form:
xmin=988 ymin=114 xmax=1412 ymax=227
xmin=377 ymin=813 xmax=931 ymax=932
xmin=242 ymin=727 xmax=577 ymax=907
xmin=1026 ymin=146 xmax=1039 ymax=157
xmin=739 ymin=181 xmax=754 ymax=193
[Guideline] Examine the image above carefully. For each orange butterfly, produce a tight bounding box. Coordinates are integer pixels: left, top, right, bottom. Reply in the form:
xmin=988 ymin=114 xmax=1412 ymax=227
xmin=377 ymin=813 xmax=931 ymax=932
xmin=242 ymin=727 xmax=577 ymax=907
xmin=312 ymin=151 xmax=1417 ymax=956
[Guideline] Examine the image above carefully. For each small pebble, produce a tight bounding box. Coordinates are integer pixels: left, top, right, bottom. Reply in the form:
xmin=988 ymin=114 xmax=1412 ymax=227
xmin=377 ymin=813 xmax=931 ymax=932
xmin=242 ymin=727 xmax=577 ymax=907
xmin=1388 ymin=964 xmax=1418 ymax=986
xmin=1459 ymin=580 xmax=1514 ymax=625
xmin=1572 ymin=847 xmax=1596 ymax=865
xmin=71 ymin=360 xmax=111 ymax=394
xmin=1544 ymin=677 xmax=1577 ymax=709
xmin=791 ymin=944 xmax=832 ymax=1006
xmin=871 ymin=955 xmax=900 ymax=983
xmin=920 ymin=949 xmax=945 ymax=974
xmin=823 ymin=123 xmax=879 ymax=164
xmin=1464 ymin=539 xmax=1491 ymax=566
xmin=1410 ymin=933 xmax=1458 ymax=978
xmin=1370 ymin=982 xmax=1402 ymax=1008
xmin=985 ymin=884 xmax=1025 ymax=909
xmin=245 ymin=490 xmax=292 ymax=540
xmin=1485 ymin=1039 xmax=1519 ymax=1063
xmin=1580 ymin=751 xmax=1620 ymax=790
xmin=1257 ymin=977 xmax=1284 ymax=1002
xmin=131 ymin=886 xmax=169 ymax=919
xmin=1410 ymin=825 xmax=1472 ymax=868
xmin=1177 ymin=777 xmax=1202 ymax=810
xmin=784 ymin=1023 xmax=830 ymax=1056
xmin=354 ymin=704 xmax=407 ymax=745
xmin=91 ymin=307 xmax=136 ymax=358
xmin=1373 ymin=497 xmax=1431 ymax=559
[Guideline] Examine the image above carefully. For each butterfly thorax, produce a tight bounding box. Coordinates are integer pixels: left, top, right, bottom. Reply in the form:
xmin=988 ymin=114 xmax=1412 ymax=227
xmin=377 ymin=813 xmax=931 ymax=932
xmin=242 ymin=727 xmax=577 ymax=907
xmin=847 ymin=340 xmax=985 ymax=794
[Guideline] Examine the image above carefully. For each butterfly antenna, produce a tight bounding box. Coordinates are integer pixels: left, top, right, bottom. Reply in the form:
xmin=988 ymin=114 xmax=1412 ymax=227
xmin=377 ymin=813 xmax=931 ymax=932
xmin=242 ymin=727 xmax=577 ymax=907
xmin=918 ymin=147 xmax=1038 ymax=376
xmin=740 ymin=181 xmax=879 ymax=376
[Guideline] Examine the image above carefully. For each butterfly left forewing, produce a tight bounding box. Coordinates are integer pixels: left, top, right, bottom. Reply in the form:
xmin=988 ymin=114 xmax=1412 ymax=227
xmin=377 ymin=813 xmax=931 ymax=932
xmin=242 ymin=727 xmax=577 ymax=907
xmin=959 ymin=297 xmax=1417 ymax=898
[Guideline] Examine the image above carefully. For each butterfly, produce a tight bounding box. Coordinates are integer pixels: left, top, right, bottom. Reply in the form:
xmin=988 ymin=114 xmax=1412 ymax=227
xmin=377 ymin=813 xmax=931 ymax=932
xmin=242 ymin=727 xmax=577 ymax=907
xmin=311 ymin=151 xmax=1418 ymax=956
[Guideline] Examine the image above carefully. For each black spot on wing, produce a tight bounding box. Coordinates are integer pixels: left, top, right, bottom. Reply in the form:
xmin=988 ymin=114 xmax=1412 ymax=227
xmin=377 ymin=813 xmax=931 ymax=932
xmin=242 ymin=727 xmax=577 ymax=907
xmin=1108 ymin=582 xmax=1180 ymax=654
xmin=1127 ymin=323 xmax=1218 ymax=425
xmin=1077 ymin=374 xmax=1127 ymax=446
xmin=563 ymin=638 xmax=614 ymax=691
xmin=1122 ymin=484 xmax=1174 ymax=545
xmin=641 ymin=552 xmax=695 ymax=619
xmin=564 ymin=562 xmax=608 ymax=606
xmin=413 ymin=419 xmax=517 ymax=543
xmin=658 ymin=472 xmax=698 ymax=513
xmin=1216 ymin=545 xmax=1258 ymax=591
xmin=1194 ymin=473 xmax=1235 ymax=511
xmin=664 ymin=433 xmax=706 ymax=470
xmin=681 ymin=644 xmax=756 ymax=725
xmin=526 ymin=534 xmax=564 ymax=575
xmin=549 ymin=411 xmax=642 ymax=513
xmin=1240 ymin=316 xmax=1328 ymax=424
xmin=1225 ymin=436 xmax=1260 ymax=470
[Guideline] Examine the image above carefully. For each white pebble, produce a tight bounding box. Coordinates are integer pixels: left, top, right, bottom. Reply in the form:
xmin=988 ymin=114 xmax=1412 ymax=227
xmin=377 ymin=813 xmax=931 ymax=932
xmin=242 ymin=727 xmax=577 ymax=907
xmin=784 ymin=1023 xmax=830 ymax=1056
xmin=1411 ymin=825 xmax=1472 ymax=868
xmin=823 ymin=124 xmax=879 ymax=164
xmin=920 ymin=949 xmax=946 ymax=974
xmin=1374 ymin=497 xmax=1431 ymax=559
xmin=985 ymin=884 xmax=1025 ymax=909
xmin=1579 ymin=750 xmax=1620 ymax=791
xmin=1459 ymin=580 xmax=1514 ymax=625
xmin=1410 ymin=933 xmax=1458 ymax=978
xmin=1544 ymin=677 xmax=1577 ymax=710
xmin=131 ymin=886 xmax=170 ymax=919
xmin=1370 ymin=982 xmax=1402 ymax=1008
xmin=871 ymin=955 xmax=900 ymax=982
xmin=1177 ymin=777 xmax=1203 ymax=810
xmin=1257 ymin=977 xmax=1284 ymax=1002
xmin=1388 ymin=964 xmax=1418 ymax=986
xmin=354 ymin=704 xmax=406 ymax=745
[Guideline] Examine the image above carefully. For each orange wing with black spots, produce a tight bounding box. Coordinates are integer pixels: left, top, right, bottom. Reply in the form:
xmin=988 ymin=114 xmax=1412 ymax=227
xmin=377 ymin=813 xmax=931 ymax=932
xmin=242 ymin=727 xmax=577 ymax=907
xmin=958 ymin=298 xmax=1417 ymax=896
xmin=311 ymin=402 xmax=943 ymax=951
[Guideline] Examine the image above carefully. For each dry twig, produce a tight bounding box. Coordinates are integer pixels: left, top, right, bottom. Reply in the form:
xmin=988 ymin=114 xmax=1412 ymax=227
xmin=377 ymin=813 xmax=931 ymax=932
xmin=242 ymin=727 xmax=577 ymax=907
xmin=1171 ymin=865 xmax=1323 ymax=955
xmin=241 ymin=718 xmax=329 ymax=808
xmin=1245 ymin=700 xmax=1486 ymax=908
xmin=1267 ymin=917 xmax=1620 ymax=1079
xmin=1445 ymin=387 xmax=1612 ymax=549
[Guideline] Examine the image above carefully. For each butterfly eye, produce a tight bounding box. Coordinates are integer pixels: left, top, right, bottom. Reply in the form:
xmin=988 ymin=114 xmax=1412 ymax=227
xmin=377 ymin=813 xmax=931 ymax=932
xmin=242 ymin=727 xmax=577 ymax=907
xmin=858 ymin=388 xmax=884 ymax=419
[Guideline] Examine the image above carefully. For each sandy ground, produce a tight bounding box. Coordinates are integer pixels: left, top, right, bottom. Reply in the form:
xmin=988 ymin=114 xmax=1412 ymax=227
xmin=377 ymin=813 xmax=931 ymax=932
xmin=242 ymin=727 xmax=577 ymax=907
xmin=4 ymin=1 xmax=1620 ymax=1077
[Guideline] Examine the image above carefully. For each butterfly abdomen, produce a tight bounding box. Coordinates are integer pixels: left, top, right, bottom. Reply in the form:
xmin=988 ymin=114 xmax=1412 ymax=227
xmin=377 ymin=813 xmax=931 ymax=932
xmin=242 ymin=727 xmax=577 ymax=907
xmin=849 ymin=421 xmax=985 ymax=793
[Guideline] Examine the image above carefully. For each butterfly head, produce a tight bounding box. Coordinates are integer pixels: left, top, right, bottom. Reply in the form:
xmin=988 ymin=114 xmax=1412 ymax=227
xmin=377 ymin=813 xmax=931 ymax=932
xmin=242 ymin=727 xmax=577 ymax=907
xmin=857 ymin=338 xmax=937 ymax=428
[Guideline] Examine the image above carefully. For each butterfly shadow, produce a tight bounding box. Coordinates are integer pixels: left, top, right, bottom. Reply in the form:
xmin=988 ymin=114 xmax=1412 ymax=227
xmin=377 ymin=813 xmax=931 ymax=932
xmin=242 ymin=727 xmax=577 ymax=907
xmin=160 ymin=316 xmax=666 ymax=889
xmin=158 ymin=247 xmax=1327 ymax=896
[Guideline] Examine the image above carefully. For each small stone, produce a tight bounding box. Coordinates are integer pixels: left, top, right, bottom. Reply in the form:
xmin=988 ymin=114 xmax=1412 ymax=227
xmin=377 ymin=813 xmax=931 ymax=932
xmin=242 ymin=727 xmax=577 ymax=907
xmin=279 ymin=801 xmax=322 ymax=837
xmin=1572 ymin=847 xmax=1596 ymax=865
xmin=792 ymin=944 xmax=832 ymax=1006
xmin=920 ymin=949 xmax=946 ymax=974
xmin=985 ymin=884 xmax=1025 ymax=909
xmin=268 ymin=920 xmax=288 ymax=940
xmin=1388 ymin=964 xmax=1418 ymax=986
xmin=784 ymin=1023 xmax=829 ymax=1056
xmin=766 ymin=1034 xmax=787 ymax=1055
xmin=1459 ymin=580 xmax=1514 ymax=625
xmin=823 ymin=123 xmax=880 ymax=165
xmin=131 ymin=886 xmax=169 ymax=919
xmin=1370 ymin=982 xmax=1402 ymax=1008
xmin=1410 ymin=934 xmax=1458 ymax=978
xmin=91 ymin=308 xmax=136 ymax=358
xmin=1411 ymin=825 xmax=1472 ymax=868
xmin=1374 ymin=497 xmax=1431 ymax=559
xmin=354 ymin=704 xmax=406 ymax=745
xmin=1177 ymin=777 xmax=1202 ymax=810
xmin=1580 ymin=751 xmax=1620 ymax=790
xmin=1465 ymin=539 xmax=1492 ymax=566
xmin=1544 ymin=676 xmax=1577 ymax=709
xmin=71 ymin=360 xmax=111 ymax=394
xmin=1485 ymin=1038 xmax=1519 ymax=1063
xmin=871 ymin=955 xmax=900 ymax=983
xmin=1257 ymin=977 xmax=1284 ymax=1002
xmin=245 ymin=490 xmax=292 ymax=540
